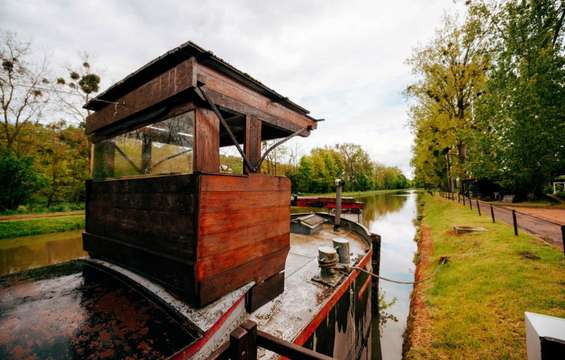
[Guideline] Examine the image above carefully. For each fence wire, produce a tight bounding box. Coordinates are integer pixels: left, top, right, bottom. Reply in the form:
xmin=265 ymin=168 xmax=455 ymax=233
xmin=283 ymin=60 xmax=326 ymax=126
xmin=438 ymin=192 xmax=564 ymax=252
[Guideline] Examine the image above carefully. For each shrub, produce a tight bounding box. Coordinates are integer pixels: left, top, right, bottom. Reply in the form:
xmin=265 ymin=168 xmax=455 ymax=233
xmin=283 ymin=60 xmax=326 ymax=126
xmin=0 ymin=151 xmax=46 ymax=211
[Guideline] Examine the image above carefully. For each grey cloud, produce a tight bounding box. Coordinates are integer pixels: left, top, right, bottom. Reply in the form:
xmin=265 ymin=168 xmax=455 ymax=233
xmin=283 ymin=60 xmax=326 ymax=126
xmin=0 ymin=0 xmax=466 ymax=177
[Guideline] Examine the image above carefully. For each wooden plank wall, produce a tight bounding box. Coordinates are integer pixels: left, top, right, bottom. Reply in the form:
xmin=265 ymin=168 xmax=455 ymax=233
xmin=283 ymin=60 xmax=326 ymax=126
xmin=83 ymin=174 xmax=197 ymax=296
xmin=196 ymin=174 xmax=291 ymax=305
xmin=86 ymin=58 xmax=197 ymax=134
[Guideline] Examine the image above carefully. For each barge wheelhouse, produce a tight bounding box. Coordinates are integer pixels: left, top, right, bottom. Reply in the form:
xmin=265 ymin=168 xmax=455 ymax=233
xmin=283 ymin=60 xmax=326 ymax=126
xmin=83 ymin=41 xmax=319 ymax=308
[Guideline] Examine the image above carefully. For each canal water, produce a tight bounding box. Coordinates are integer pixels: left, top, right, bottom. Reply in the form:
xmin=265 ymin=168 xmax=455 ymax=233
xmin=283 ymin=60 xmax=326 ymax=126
xmin=0 ymin=191 xmax=418 ymax=359
xmin=0 ymin=230 xmax=85 ymax=276
xmin=356 ymin=190 xmax=419 ymax=360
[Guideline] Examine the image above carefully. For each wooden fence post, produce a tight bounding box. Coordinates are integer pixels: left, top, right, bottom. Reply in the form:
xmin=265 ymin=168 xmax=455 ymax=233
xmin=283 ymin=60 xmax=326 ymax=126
xmin=561 ymin=225 xmax=565 ymax=256
xmin=512 ymin=210 xmax=518 ymax=236
xmin=490 ymin=205 xmax=495 ymax=223
xmin=476 ymin=199 xmax=481 ymax=216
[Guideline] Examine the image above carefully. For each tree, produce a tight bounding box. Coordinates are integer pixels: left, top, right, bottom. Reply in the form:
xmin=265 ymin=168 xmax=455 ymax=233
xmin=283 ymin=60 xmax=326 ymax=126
xmin=470 ymin=0 xmax=565 ymax=196
xmin=0 ymin=32 xmax=49 ymax=151
xmin=407 ymin=4 xmax=492 ymax=190
xmin=0 ymin=151 xmax=45 ymax=211
xmin=54 ymin=53 xmax=101 ymax=125
xmin=336 ymin=143 xmax=373 ymax=191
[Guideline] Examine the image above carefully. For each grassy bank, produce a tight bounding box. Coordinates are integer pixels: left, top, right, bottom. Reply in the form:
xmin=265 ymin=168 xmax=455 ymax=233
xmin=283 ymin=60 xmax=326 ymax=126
xmin=405 ymin=195 xmax=565 ymax=359
xmin=0 ymin=216 xmax=85 ymax=239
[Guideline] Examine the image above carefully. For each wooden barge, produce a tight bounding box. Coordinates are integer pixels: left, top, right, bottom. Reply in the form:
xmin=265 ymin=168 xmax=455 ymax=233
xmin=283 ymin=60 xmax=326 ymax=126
xmin=0 ymin=41 xmax=381 ymax=359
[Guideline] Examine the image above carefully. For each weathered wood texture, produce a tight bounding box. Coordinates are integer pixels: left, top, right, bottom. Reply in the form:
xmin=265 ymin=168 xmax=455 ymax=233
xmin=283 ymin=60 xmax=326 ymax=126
xmin=83 ymin=174 xmax=198 ymax=296
xmin=86 ymin=58 xmax=197 ymax=134
xmin=244 ymin=115 xmax=261 ymax=174
xmin=84 ymin=172 xmax=291 ymax=307
xmin=245 ymin=271 xmax=285 ymax=313
xmin=194 ymin=107 xmax=220 ymax=173
xmin=197 ymin=65 xmax=315 ymax=132
xmin=86 ymin=58 xmax=315 ymax=137
xmin=196 ymin=174 xmax=291 ymax=305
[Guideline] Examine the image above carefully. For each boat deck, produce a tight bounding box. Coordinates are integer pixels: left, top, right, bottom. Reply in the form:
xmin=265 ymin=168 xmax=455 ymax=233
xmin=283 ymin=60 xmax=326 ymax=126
xmin=252 ymin=223 xmax=369 ymax=341
xmin=0 ymin=261 xmax=200 ymax=359
xmin=0 ymin=216 xmax=372 ymax=360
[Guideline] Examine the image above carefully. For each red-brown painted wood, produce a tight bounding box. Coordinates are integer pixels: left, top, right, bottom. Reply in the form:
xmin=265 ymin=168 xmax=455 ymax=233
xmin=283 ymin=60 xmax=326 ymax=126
xmin=194 ymin=108 xmax=220 ymax=173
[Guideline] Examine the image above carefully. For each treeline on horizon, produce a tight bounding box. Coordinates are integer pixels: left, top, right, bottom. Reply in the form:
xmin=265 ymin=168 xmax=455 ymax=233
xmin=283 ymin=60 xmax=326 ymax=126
xmin=286 ymin=144 xmax=409 ymax=194
xmin=407 ymin=0 xmax=564 ymax=198
xmin=220 ymin=142 xmax=411 ymax=194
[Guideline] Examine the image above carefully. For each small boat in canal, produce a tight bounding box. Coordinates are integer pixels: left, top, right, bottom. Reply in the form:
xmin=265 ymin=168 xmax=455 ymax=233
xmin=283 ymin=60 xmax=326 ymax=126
xmin=0 ymin=41 xmax=382 ymax=359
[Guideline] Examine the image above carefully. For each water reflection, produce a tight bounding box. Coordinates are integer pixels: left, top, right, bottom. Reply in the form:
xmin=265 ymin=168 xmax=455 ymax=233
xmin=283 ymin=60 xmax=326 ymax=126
xmin=355 ymin=191 xmax=418 ymax=360
xmin=0 ymin=230 xmax=85 ymax=277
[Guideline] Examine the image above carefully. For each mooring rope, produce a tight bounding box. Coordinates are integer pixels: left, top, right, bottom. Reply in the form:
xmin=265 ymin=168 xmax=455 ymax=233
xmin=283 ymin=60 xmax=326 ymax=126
xmin=338 ymin=260 xmax=445 ymax=285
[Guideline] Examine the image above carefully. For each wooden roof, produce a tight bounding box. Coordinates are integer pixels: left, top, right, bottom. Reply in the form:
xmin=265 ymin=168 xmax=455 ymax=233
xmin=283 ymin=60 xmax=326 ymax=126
xmin=85 ymin=41 xmax=318 ymax=137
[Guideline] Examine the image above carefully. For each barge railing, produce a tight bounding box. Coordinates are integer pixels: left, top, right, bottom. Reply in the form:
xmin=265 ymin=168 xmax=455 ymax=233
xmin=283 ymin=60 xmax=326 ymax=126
xmin=207 ymin=320 xmax=333 ymax=360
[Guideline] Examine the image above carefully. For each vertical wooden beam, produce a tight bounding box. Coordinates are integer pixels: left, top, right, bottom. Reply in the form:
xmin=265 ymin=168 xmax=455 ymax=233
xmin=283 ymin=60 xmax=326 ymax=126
xmin=244 ymin=115 xmax=261 ymax=174
xmin=92 ymin=141 xmax=115 ymax=179
xmin=141 ymin=134 xmax=152 ymax=174
xmin=370 ymin=233 xmax=381 ymax=317
xmin=561 ymin=225 xmax=565 ymax=256
xmin=512 ymin=210 xmax=518 ymax=236
xmin=194 ymin=108 xmax=220 ymax=173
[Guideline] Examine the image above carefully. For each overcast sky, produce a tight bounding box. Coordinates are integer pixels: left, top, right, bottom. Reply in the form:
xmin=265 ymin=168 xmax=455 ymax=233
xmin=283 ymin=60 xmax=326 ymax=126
xmin=1 ymin=0 xmax=466 ymax=177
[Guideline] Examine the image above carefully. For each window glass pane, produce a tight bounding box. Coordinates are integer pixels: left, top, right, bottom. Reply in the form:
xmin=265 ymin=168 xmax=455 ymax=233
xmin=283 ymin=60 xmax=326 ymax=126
xmin=92 ymin=111 xmax=194 ymax=180
xmin=219 ymin=145 xmax=244 ymax=175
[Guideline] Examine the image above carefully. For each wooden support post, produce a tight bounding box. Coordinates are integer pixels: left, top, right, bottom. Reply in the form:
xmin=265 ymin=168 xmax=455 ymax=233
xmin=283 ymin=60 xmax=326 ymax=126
xmin=490 ymin=205 xmax=495 ymax=223
xmin=141 ymin=134 xmax=152 ymax=174
xmin=240 ymin=320 xmax=257 ymax=360
xmin=370 ymin=233 xmax=381 ymax=317
xmin=476 ymin=199 xmax=481 ymax=216
xmin=92 ymin=140 xmax=115 ymax=179
xmin=230 ymin=325 xmax=254 ymax=360
xmin=244 ymin=115 xmax=262 ymax=174
xmin=194 ymin=108 xmax=220 ymax=173
xmin=512 ymin=210 xmax=518 ymax=236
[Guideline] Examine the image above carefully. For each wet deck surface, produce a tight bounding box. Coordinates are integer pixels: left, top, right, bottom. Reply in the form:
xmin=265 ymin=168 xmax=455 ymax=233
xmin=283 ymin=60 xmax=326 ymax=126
xmin=0 ymin=261 xmax=199 ymax=359
xmin=251 ymin=223 xmax=370 ymax=358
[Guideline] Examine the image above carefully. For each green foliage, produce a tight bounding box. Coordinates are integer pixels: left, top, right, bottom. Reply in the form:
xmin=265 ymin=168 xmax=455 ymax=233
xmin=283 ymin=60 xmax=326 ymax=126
xmin=408 ymin=0 xmax=565 ymax=197
xmin=0 ymin=151 xmax=46 ymax=211
xmin=0 ymin=216 xmax=84 ymax=239
xmin=287 ymin=144 xmax=409 ymax=193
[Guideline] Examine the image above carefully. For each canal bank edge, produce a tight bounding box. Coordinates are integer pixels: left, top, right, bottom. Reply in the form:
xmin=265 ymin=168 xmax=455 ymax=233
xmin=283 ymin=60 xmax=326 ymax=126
xmin=403 ymin=196 xmax=433 ymax=359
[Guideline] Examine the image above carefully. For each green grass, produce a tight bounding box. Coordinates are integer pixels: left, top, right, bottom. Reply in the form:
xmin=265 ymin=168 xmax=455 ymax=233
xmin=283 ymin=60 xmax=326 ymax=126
xmin=0 ymin=202 xmax=85 ymax=216
xmin=406 ymin=195 xmax=565 ymax=360
xmin=0 ymin=216 xmax=85 ymax=239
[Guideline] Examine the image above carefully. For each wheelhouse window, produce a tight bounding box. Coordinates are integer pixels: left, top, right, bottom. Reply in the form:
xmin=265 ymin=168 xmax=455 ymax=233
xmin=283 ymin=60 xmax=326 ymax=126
xmin=92 ymin=111 xmax=194 ymax=180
